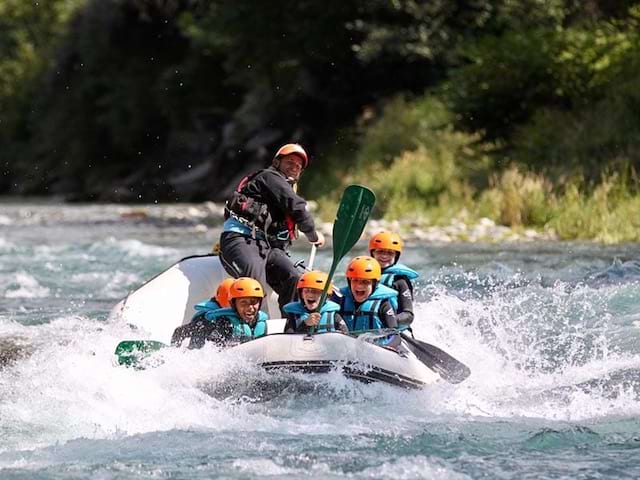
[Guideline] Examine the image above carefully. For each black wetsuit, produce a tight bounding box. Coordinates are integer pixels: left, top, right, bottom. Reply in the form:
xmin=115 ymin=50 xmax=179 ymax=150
xmin=170 ymin=314 xmax=234 ymax=349
xmin=389 ymin=277 xmax=414 ymax=327
xmin=220 ymin=167 xmax=319 ymax=314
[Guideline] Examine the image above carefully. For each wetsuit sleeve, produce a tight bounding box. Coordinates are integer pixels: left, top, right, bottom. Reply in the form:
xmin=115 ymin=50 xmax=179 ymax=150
xmin=296 ymin=322 xmax=312 ymax=334
xmin=203 ymin=318 xmax=234 ymax=347
xmin=171 ymin=313 xmax=206 ymax=346
xmin=258 ymin=170 xmax=318 ymax=242
xmin=284 ymin=314 xmax=297 ymax=333
xmin=329 ymin=291 xmax=343 ymax=304
xmin=393 ymin=277 xmax=414 ymax=327
xmin=170 ymin=315 xmax=215 ymax=349
xmin=334 ymin=313 xmax=349 ymax=334
xmin=379 ymin=300 xmax=398 ymax=329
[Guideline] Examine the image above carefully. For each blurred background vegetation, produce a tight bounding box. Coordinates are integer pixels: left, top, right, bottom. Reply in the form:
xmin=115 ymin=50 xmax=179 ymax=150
xmin=2 ymin=0 xmax=640 ymax=241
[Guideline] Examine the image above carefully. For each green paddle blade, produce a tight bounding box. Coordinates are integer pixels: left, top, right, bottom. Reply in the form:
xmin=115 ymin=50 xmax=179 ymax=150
xmin=318 ymin=184 xmax=376 ymax=309
xmin=332 ymin=184 xmax=376 ymax=261
xmin=114 ymin=340 xmax=167 ymax=368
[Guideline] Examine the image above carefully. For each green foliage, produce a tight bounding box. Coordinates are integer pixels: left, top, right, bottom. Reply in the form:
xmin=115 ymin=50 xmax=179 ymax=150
xmin=344 ymin=94 xmax=489 ymax=220
xmin=0 ymin=0 xmax=85 ymax=141
xmin=1 ymin=0 xmax=640 ymax=245
xmin=549 ymin=172 xmax=640 ymax=243
xmin=475 ymin=167 xmax=556 ymax=227
xmin=354 ymin=95 xmax=452 ymax=169
xmin=447 ymin=16 xmax=640 ymax=143
xmin=511 ymin=43 xmax=640 ymax=175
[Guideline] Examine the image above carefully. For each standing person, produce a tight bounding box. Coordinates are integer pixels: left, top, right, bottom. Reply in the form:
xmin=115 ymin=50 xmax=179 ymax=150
xmin=369 ymin=231 xmax=419 ymax=329
xmin=170 ymin=277 xmax=268 ymax=349
xmin=219 ymin=143 xmax=325 ymax=315
xmin=333 ymin=256 xmax=398 ymax=332
xmin=283 ymin=270 xmax=348 ymax=334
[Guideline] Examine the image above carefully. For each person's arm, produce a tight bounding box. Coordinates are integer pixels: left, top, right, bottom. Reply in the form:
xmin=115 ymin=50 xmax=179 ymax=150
xmin=259 ymin=170 xmax=319 ymax=242
xmin=284 ymin=314 xmax=297 ymax=334
xmin=379 ymin=299 xmax=398 ymax=329
xmin=334 ymin=312 xmax=349 ymax=334
xmin=393 ymin=277 xmax=415 ymax=327
xmin=171 ymin=313 xmax=208 ymax=346
xmin=204 ymin=318 xmax=234 ymax=347
xmin=181 ymin=317 xmax=216 ymax=349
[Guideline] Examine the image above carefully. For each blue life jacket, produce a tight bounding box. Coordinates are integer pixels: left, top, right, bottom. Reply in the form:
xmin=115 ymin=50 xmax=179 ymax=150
xmin=204 ymin=307 xmax=268 ymax=339
xmin=380 ymin=263 xmax=419 ymax=313
xmin=339 ymin=284 xmax=398 ymax=331
xmin=283 ymin=300 xmax=341 ymax=332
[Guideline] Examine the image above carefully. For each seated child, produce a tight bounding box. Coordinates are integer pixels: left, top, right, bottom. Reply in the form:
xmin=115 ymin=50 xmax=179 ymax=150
xmin=332 ymin=256 xmax=398 ymax=332
xmin=369 ymin=231 xmax=419 ymax=329
xmin=171 ymin=277 xmax=268 ymax=348
xmin=192 ymin=277 xmax=235 ymax=320
xmin=283 ymin=270 xmax=348 ymax=334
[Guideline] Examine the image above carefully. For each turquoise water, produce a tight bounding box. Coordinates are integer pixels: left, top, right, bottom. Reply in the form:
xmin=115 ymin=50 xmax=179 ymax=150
xmin=2 ymin=202 xmax=640 ymax=479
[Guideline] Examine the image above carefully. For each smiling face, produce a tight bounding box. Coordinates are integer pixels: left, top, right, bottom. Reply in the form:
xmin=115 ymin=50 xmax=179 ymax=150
xmin=371 ymin=248 xmax=396 ymax=269
xmin=234 ymin=297 xmax=261 ymax=324
xmin=274 ymin=154 xmax=304 ymax=181
xmin=301 ymin=287 xmax=322 ymax=311
xmin=350 ymin=278 xmax=374 ymax=303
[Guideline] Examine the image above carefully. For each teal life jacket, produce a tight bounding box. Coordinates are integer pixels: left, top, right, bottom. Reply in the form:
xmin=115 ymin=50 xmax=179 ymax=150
xmin=191 ymin=299 xmax=221 ymax=322
xmin=339 ymin=284 xmax=398 ymax=331
xmin=204 ymin=307 xmax=268 ymax=339
xmin=283 ymin=300 xmax=340 ymax=332
xmin=380 ymin=263 xmax=419 ymax=287
xmin=380 ymin=263 xmax=419 ymax=314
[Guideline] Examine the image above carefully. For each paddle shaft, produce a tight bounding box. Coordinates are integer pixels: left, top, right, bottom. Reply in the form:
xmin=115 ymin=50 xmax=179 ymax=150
xmin=308 ymin=244 xmax=317 ymax=270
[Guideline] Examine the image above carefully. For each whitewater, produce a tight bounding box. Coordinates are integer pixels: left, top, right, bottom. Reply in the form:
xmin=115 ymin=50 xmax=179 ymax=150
xmin=1 ymin=201 xmax=640 ymax=479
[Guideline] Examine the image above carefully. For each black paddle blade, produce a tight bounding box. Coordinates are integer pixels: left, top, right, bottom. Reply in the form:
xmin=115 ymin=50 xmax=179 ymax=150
xmin=400 ymin=333 xmax=471 ymax=384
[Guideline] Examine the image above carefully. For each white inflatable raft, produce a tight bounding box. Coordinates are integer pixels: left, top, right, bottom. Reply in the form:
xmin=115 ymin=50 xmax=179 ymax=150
xmin=109 ymin=254 xmax=440 ymax=388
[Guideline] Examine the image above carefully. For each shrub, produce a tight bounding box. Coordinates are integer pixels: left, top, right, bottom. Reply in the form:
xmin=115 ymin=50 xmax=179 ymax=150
xmin=475 ymin=166 xmax=556 ymax=227
xmin=550 ymin=171 xmax=640 ymax=242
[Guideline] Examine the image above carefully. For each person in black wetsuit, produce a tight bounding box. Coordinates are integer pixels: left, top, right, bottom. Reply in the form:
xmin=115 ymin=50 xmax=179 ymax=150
xmin=369 ymin=231 xmax=419 ymax=330
xmin=170 ymin=277 xmax=269 ymax=349
xmin=219 ymin=143 xmax=325 ymax=315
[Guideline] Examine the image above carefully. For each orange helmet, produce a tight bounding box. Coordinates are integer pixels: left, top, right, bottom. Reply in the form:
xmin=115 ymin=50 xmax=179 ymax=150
xmin=297 ymin=270 xmax=331 ymax=291
xmin=214 ymin=278 xmax=235 ymax=308
xmin=346 ymin=256 xmax=381 ymax=281
xmin=369 ymin=231 xmax=403 ymax=254
xmin=229 ymin=277 xmax=265 ymax=300
xmin=274 ymin=143 xmax=309 ymax=168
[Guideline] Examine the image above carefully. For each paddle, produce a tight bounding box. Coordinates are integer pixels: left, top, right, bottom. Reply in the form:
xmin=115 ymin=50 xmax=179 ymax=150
xmin=114 ymin=340 xmax=167 ymax=368
xmin=316 ymin=184 xmax=376 ymax=312
xmin=399 ymin=332 xmax=471 ymax=384
xmin=307 ymin=244 xmax=317 ymax=270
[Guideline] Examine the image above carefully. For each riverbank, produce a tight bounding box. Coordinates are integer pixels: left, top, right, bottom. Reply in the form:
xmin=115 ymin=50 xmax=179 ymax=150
xmin=0 ymin=200 xmax=557 ymax=244
xmin=0 ymin=200 xmax=558 ymax=243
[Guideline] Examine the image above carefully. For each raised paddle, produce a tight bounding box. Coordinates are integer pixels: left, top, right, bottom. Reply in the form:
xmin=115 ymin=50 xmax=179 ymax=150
xmin=399 ymin=332 xmax=471 ymax=384
xmin=317 ymin=184 xmax=376 ymax=311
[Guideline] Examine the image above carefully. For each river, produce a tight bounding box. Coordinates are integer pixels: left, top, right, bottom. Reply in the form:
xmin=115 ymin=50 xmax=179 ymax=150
xmin=1 ymin=201 xmax=640 ymax=479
